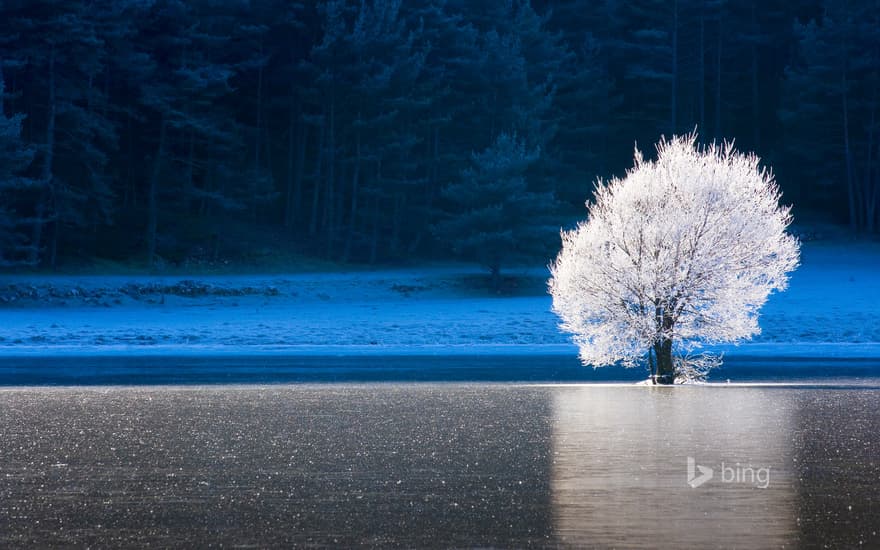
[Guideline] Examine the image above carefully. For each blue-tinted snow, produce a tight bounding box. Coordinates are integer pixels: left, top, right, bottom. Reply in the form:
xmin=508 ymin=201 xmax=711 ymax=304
xmin=0 ymin=241 xmax=877 ymax=360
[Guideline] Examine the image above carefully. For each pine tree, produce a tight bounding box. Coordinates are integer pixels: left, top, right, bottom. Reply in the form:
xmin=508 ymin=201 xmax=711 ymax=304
xmin=781 ymin=0 xmax=880 ymax=232
xmin=604 ymin=0 xmax=678 ymax=139
xmin=344 ymin=0 xmax=425 ymax=261
xmin=547 ymin=29 xmax=619 ymax=207
xmin=402 ymin=0 xmax=484 ymax=251
xmin=303 ymin=0 xmax=427 ymax=261
xmin=134 ymin=0 xmax=248 ymax=266
xmin=0 ymin=61 xmax=37 ymax=265
xmin=434 ymin=132 xmax=558 ymax=290
xmin=1 ymin=0 xmax=120 ymax=266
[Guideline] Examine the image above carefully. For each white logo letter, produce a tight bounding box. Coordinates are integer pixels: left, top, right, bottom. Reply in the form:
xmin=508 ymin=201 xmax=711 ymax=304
xmin=687 ymin=456 xmax=713 ymax=488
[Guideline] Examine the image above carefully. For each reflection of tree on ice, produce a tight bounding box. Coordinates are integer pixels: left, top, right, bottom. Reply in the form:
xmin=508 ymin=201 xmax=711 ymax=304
xmin=549 ymin=133 xmax=800 ymax=384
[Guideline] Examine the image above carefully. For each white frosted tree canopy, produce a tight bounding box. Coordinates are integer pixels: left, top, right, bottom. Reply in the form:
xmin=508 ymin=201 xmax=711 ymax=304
xmin=549 ymin=134 xmax=800 ymax=369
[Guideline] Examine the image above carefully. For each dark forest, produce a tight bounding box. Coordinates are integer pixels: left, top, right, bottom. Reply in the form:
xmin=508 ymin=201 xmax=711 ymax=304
xmin=0 ymin=0 xmax=877 ymax=272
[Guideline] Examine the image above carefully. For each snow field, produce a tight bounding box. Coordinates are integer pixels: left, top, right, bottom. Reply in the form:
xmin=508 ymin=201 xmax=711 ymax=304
xmin=0 ymin=241 xmax=877 ymax=358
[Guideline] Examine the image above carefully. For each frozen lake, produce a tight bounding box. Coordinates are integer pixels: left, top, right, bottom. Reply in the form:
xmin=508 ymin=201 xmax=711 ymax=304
xmin=1 ymin=380 xmax=878 ymax=547
xmin=1 ymin=353 xmax=879 ymax=385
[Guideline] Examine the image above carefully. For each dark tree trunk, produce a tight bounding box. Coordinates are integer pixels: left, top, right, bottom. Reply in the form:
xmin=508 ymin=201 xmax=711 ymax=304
xmin=0 ymin=58 xmax=5 ymax=113
xmin=750 ymin=1 xmax=760 ymax=149
xmin=653 ymin=312 xmax=675 ymax=384
xmin=185 ymin=130 xmax=195 ymax=208
xmin=343 ymin=129 xmax=361 ymax=263
xmin=369 ymin=194 xmax=380 ymax=265
xmin=308 ymin=120 xmax=324 ymax=237
xmin=714 ymin=17 xmax=723 ymax=140
xmin=391 ymin=193 xmax=402 ymax=256
xmin=490 ymin=264 xmax=501 ymax=293
xmin=285 ymin=98 xmax=306 ymax=229
xmin=408 ymin=125 xmax=440 ymax=254
xmin=653 ymin=339 xmax=675 ymax=384
xmin=293 ymin=123 xmax=308 ymax=228
xmin=252 ymin=50 xmax=264 ymax=221
xmin=698 ymin=2 xmax=706 ymax=142
xmin=864 ymin=82 xmax=877 ymax=233
xmin=147 ymin=118 xmax=167 ymax=268
xmin=324 ymin=100 xmax=336 ymax=258
xmin=49 ymin=221 xmax=58 ymax=270
xmin=126 ymin=105 xmax=135 ymax=208
xmin=670 ymin=0 xmax=679 ymax=135
xmin=30 ymin=46 xmax=56 ymax=265
xmin=843 ymin=69 xmax=859 ymax=231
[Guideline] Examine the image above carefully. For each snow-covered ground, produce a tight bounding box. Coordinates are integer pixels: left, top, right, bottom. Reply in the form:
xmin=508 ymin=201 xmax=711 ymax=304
xmin=0 ymin=241 xmax=877 ymax=358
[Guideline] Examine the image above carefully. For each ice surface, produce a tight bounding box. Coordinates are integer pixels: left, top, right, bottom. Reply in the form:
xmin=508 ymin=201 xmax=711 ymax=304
xmin=1 ymin=384 xmax=878 ymax=547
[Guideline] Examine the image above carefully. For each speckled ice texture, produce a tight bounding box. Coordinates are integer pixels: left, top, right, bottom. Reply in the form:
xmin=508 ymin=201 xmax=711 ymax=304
xmin=1 ymin=384 xmax=878 ymax=548
xmin=0 ymin=241 xmax=878 ymax=359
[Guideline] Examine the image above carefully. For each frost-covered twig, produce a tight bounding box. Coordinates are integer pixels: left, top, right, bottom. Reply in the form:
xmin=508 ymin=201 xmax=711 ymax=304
xmin=673 ymin=352 xmax=723 ymax=384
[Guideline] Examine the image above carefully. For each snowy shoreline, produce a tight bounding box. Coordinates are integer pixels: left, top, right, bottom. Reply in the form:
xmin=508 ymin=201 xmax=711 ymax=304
xmin=1 ymin=242 xmax=878 ymax=359
xmin=2 ymin=343 xmax=880 ymax=360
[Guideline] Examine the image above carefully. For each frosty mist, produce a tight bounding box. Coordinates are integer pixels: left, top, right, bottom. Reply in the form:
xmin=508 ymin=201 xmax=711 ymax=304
xmin=549 ymin=133 xmax=800 ymax=383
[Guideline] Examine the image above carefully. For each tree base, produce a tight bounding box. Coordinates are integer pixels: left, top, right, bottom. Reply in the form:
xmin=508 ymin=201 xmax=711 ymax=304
xmin=652 ymin=373 xmax=675 ymax=385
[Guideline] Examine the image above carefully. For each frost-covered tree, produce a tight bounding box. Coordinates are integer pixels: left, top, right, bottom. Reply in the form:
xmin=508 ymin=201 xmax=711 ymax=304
xmin=549 ymin=133 xmax=799 ymax=384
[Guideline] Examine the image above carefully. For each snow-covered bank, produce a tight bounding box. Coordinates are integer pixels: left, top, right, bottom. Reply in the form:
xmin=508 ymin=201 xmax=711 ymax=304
xmin=0 ymin=241 xmax=878 ymax=359
xmin=3 ymin=343 xmax=880 ymax=360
